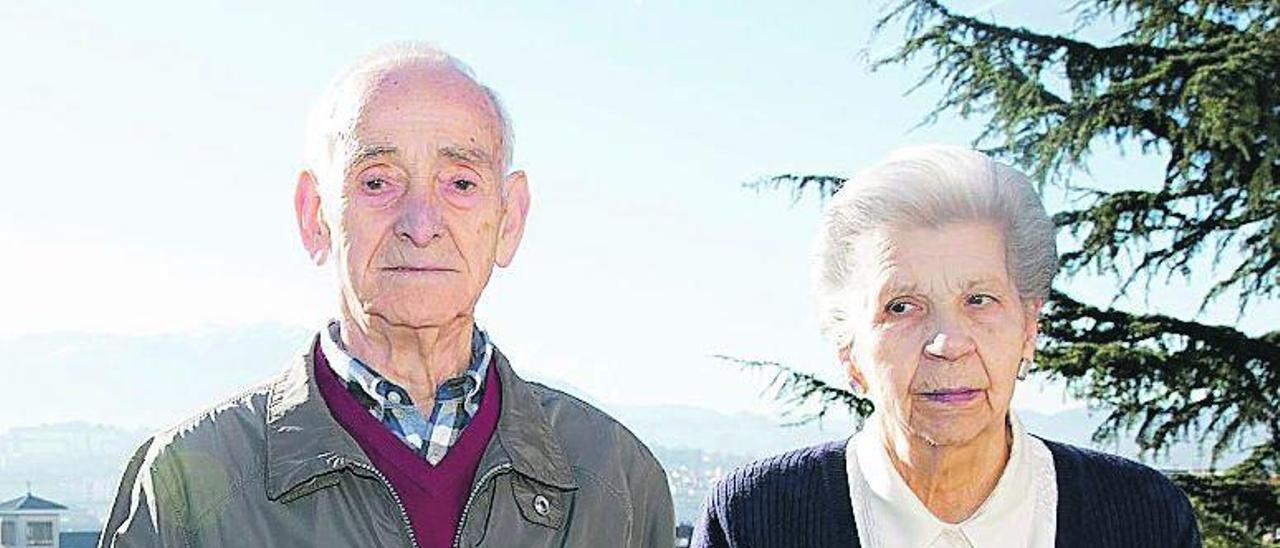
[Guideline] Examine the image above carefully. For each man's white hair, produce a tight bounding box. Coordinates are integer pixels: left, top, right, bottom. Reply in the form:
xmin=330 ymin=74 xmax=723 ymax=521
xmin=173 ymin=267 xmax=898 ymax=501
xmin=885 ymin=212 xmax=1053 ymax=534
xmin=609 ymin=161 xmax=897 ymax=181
xmin=814 ymin=145 xmax=1059 ymax=349
xmin=303 ymin=42 xmax=515 ymax=186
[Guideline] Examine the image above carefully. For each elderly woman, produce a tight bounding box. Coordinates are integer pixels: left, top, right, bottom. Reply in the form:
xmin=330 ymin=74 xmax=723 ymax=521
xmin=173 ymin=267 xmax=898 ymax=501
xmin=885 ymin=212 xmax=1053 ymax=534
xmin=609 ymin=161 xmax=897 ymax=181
xmin=692 ymin=146 xmax=1200 ymax=548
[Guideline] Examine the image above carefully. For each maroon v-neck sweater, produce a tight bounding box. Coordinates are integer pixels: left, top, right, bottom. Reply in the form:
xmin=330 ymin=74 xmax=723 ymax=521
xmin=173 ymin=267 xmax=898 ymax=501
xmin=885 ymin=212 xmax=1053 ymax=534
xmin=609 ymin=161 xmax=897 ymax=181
xmin=315 ymin=346 xmax=502 ymax=547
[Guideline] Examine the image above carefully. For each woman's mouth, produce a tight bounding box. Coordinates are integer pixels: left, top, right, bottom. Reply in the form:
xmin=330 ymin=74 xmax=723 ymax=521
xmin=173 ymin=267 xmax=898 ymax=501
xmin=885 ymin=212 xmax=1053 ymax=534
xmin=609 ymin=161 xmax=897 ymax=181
xmin=919 ymin=388 xmax=982 ymax=404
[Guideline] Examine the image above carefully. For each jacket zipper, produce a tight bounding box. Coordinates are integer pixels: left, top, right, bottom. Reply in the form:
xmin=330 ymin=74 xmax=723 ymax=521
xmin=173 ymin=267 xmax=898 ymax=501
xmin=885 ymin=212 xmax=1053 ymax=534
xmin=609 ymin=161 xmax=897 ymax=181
xmin=347 ymin=460 xmax=421 ymax=548
xmin=452 ymin=463 xmax=513 ymax=548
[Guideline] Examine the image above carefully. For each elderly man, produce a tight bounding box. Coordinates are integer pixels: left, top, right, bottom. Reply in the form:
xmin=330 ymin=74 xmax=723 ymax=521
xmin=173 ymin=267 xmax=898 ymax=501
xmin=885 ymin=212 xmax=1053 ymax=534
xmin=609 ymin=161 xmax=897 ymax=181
xmin=99 ymin=43 xmax=674 ymax=548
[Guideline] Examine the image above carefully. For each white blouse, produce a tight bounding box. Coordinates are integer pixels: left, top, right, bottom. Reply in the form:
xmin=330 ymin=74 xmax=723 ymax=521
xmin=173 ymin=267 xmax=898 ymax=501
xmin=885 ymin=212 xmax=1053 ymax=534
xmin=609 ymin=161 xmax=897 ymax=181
xmin=845 ymin=413 xmax=1058 ymax=548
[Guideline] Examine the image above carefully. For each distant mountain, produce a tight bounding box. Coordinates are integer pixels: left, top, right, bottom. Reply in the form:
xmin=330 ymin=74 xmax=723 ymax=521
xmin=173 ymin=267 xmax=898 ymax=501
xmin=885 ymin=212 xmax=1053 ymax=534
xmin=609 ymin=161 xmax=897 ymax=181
xmin=1017 ymin=408 xmax=1257 ymax=470
xmin=0 ymin=324 xmax=313 ymax=430
xmin=607 ymin=403 xmax=853 ymax=458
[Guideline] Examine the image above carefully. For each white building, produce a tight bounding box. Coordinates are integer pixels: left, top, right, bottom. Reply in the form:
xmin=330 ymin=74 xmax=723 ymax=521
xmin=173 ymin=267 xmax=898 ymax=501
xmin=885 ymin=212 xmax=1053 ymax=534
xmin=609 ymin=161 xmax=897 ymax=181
xmin=0 ymin=493 xmax=66 ymax=548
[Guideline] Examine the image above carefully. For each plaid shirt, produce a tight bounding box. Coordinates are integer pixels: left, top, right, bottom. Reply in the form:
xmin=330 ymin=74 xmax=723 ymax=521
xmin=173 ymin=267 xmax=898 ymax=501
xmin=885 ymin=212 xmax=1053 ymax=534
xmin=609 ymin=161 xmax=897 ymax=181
xmin=320 ymin=320 xmax=493 ymax=465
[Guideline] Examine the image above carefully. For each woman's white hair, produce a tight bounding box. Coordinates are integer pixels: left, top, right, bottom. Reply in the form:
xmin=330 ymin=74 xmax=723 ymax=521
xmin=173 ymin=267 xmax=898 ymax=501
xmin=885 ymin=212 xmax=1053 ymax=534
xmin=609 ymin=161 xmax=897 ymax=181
xmin=814 ymin=145 xmax=1058 ymax=348
xmin=303 ymin=42 xmax=515 ymax=184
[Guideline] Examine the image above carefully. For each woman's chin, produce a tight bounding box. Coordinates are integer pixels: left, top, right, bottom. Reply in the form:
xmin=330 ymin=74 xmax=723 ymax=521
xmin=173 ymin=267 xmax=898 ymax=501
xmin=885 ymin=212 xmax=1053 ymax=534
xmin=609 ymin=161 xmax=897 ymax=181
xmin=908 ymin=412 xmax=1000 ymax=448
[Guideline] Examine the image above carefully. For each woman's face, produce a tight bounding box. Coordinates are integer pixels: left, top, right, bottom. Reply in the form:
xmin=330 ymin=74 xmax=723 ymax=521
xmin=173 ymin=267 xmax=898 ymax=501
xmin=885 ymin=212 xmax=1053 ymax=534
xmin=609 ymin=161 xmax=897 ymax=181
xmin=841 ymin=221 xmax=1041 ymax=447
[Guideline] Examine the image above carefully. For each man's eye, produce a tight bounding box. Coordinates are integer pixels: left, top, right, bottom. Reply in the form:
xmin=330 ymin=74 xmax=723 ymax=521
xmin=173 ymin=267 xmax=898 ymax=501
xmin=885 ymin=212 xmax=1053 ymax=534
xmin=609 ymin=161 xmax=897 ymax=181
xmin=451 ymin=178 xmax=477 ymax=192
xmin=362 ymin=178 xmax=388 ymax=192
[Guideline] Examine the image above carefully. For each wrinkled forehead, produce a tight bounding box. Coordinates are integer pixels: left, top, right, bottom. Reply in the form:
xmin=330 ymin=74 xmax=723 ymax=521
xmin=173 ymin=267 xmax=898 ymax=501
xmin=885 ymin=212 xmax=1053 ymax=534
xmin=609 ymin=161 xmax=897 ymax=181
xmin=850 ymin=223 xmax=1014 ymax=297
xmin=846 ymin=229 xmax=912 ymax=299
xmin=326 ymin=63 xmax=504 ymax=168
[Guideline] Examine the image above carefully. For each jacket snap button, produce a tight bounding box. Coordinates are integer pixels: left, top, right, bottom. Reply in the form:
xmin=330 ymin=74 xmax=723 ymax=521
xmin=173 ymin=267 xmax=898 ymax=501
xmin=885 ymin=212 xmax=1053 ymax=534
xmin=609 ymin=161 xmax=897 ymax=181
xmin=533 ymin=494 xmax=550 ymax=516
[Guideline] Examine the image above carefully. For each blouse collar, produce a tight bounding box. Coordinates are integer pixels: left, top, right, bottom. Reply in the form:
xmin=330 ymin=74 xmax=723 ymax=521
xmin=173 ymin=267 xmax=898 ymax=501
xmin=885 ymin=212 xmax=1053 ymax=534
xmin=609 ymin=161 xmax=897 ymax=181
xmin=847 ymin=411 xmax=1056 ymax=547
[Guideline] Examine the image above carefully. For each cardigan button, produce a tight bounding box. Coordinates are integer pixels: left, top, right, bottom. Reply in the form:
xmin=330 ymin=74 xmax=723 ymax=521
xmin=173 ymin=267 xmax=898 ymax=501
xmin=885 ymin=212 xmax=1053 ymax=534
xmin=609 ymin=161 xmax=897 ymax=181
xmin=533 ymin=494 xmax=551 ymax=516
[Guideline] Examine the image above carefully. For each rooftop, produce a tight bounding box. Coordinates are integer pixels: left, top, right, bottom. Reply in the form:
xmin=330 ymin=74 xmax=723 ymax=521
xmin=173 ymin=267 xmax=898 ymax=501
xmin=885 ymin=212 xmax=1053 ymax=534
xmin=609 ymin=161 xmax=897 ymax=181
xmin=0 ymin=493 xmax=68 ymax=512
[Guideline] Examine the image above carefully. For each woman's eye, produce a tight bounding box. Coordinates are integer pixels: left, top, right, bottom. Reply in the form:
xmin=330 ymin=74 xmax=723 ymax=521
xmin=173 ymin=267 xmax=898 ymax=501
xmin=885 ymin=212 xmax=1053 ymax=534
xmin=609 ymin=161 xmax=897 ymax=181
xmin=967 ymin=294 xmax=996 ymax=307
xmin=886 ymin=300 xmax=917 ymax=315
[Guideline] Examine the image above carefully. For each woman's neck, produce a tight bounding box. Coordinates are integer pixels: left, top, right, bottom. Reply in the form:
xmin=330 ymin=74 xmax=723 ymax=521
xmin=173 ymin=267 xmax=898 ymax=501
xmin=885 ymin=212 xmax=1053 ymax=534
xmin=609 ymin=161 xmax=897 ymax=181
xmin=879 ymin=415 xmax=1012 ymax=523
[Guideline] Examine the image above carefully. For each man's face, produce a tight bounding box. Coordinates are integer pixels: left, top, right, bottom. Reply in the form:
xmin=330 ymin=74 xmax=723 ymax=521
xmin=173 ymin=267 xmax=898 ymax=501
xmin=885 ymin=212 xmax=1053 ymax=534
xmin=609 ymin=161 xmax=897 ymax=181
xmin=298 ymin=65 xmax=528 ymax=329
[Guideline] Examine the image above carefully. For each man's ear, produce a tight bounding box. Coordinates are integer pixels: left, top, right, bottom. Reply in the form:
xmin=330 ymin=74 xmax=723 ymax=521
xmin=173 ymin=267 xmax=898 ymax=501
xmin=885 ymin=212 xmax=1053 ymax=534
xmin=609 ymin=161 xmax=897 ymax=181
xmin=294 ymin=170 xmax=331 ymax=266
xmin=838 ymin=343 xmax=869 ymax=394
xmin=1021 ymin=297 xmax=1045 ymax=362
xmin=495 ymin=170 xmax=530 ymax=268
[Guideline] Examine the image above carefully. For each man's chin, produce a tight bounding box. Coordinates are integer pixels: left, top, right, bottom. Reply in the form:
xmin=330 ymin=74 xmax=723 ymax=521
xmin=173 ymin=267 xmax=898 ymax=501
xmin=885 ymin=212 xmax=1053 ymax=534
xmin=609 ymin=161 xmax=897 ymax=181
xmin=362 ymin=308 xmax=466 ymax=330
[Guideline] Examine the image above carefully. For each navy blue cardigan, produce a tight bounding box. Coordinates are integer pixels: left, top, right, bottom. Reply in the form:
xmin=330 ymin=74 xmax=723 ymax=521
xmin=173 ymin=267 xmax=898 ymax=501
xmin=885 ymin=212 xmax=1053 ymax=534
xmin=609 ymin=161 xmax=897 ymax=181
xmin=692 ymin=438 xmax=1201 ymax=547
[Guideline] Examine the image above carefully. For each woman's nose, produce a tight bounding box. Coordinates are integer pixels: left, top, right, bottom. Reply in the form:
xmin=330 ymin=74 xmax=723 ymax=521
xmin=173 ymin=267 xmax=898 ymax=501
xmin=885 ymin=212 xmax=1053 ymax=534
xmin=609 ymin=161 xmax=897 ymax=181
xmin=923 ymin=328 xmax=976 ymax=361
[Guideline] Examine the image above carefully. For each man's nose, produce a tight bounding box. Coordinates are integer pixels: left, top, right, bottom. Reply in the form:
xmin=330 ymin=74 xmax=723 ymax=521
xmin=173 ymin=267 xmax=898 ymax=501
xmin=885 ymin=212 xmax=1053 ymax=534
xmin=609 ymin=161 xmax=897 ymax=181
xmin=923 ymin=315 xmax=976 ymax=362
xmin=394 ymin=190 xmax=445 ymax=246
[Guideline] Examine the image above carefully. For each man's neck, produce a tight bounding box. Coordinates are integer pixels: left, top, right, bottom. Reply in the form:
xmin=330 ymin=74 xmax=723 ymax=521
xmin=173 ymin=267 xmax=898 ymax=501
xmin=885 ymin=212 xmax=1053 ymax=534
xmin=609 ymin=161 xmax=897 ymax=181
xmin=879 ymin=414 xmax=1011 ymax=524
xmin=338 ymin=311 xmax=475 ymax=415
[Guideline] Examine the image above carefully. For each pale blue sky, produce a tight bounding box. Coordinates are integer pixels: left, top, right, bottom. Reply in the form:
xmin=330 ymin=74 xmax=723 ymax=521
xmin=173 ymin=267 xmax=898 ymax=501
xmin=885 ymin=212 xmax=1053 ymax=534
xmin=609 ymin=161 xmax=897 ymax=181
xmin=1 ymin=0 xmax=1273 ymax=422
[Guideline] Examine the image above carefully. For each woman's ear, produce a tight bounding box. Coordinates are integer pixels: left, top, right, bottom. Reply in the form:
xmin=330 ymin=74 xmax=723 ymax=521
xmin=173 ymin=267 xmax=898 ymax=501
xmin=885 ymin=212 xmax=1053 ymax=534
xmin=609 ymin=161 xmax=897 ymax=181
xmin=1021 ymin=297 xmax=1045 ymax=361
xmin=839 ymin=344 xmax=869 ymax=394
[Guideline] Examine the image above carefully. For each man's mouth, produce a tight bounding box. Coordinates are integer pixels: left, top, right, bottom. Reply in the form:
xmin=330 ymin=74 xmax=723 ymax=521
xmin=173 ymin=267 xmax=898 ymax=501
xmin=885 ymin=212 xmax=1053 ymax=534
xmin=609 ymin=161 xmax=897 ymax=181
xmin=918 ymin=388 xmax=983 ymax=404
xmin=381 ymin=266 xmax=457 ymax=273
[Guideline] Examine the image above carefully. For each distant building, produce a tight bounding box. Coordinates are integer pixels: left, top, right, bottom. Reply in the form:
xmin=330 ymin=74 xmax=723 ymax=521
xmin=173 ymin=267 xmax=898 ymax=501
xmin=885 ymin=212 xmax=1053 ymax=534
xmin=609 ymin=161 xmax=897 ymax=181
xmin=0 ymin=493 xmax=99 ymax=548
xmin=0 ymin=424 xmax=149 ymax=532
xmin=0 ymin=493 xmax=65 ymax=547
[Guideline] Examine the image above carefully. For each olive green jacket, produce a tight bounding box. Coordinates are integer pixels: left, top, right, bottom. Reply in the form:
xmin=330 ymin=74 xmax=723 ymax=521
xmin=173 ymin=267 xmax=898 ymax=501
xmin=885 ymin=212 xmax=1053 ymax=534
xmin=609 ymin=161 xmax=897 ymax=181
xmin=99 ymin=336 xmax=674 ymax=547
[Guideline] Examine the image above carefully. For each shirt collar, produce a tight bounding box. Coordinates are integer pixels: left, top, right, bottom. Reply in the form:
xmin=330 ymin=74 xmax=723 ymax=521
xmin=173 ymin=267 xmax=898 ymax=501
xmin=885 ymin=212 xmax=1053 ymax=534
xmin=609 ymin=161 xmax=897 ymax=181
xmin=318 ymin=319 xmax=492 ymax=465
xmin=849 ymin=412 xmax=1042 ymax=547
xmin=319 ymin=319 xmax=490 ymax=411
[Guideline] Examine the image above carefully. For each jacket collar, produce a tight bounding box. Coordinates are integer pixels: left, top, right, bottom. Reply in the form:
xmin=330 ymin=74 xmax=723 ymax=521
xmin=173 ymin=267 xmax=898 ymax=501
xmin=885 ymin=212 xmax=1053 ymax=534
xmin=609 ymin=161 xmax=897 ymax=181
xmin=264 ymin=332 xmax=577 ymax=501
xmin=488 ymin=347 xmax=577 ymax=489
